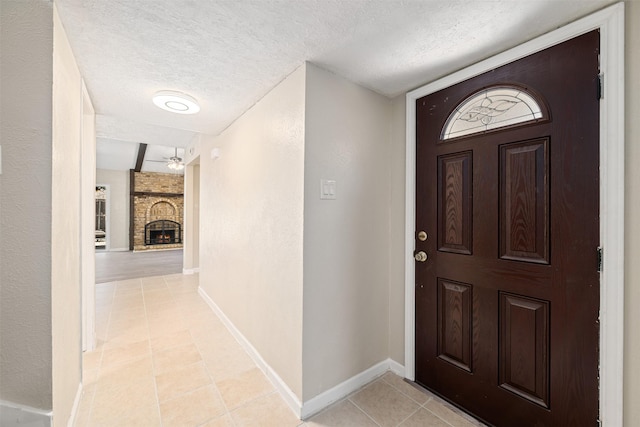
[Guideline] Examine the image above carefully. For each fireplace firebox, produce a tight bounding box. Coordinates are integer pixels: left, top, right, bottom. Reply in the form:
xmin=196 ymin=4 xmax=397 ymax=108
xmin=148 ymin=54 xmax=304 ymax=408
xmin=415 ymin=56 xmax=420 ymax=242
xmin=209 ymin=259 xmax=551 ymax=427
xmin=145 ymin=220 xmax=182 ymax=245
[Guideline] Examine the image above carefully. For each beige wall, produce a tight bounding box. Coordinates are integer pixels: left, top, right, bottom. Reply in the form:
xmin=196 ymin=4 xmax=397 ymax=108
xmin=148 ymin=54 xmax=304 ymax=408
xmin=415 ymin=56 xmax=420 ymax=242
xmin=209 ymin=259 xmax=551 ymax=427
xmin=199 ymin=66 xmax=306 ymax=398
xmin=184 ymin=137 xmax=202 ymax=272
xmin=197 ymin=63 xmax=395 ymax=402
xmin=302 ymin=64 xmax=392 ymax=400
xmin=624 ymin=1 xmax=639 ymax=425
xmin=0 ymin=0 xmax=54 ymax=411
xmin=51 ymin=6 xmax=85 ymax=424
xmin=96 ymin=169 xmax=129 ymax=251
xmin=183 ymin=162 xmax=200 ymax=271
xmin=388 ymin=95 xmax=407 ymax=364
xmin=193 ymin=165 xmax=200 ymax=267
xmin=0 ymin=4 xmax=90 ymax=423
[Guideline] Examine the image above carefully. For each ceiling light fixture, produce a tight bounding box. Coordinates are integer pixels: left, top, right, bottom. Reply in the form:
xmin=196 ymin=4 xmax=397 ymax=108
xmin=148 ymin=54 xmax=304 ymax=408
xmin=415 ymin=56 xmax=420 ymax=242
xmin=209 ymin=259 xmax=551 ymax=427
xmin=152 ymin=90 xmax=200 ymax=114
xmin=167 ymin=147 xmax=184 ymax=171
xmin=167 ymin=160 xmax=184 ymax=171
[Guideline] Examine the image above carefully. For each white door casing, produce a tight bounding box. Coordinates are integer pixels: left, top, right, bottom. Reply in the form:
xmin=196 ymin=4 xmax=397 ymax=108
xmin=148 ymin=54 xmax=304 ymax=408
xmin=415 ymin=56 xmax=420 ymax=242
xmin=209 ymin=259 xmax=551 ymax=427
xmin=81 ymin=80 xmax=96 ymax=352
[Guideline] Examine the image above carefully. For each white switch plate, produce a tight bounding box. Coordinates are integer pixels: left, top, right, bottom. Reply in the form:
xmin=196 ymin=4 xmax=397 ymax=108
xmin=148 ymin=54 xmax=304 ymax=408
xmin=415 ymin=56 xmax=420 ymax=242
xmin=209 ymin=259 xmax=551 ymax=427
xmin=320 ymin=179 xmax=336 ymax=200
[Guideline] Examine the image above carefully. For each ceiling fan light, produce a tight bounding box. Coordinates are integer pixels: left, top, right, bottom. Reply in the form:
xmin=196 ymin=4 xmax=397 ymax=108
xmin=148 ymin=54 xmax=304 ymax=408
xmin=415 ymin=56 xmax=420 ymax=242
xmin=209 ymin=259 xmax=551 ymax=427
xmin=167 ymin=160 xmax=184 ymax=171
xmin=153 ymin=91 xmax=200 ymax=114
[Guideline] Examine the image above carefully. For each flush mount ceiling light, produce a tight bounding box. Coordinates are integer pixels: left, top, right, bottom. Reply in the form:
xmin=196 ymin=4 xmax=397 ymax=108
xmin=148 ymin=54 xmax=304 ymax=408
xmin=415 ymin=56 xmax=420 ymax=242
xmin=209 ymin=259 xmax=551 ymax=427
xmin=152 ymin=90 xmax=200 ymax=114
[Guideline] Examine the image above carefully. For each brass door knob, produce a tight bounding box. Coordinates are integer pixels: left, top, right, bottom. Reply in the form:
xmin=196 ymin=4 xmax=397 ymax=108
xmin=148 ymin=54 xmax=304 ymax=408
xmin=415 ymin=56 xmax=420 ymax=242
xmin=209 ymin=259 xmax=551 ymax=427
xmin=414 ymin=251 xmax=428 ymax=262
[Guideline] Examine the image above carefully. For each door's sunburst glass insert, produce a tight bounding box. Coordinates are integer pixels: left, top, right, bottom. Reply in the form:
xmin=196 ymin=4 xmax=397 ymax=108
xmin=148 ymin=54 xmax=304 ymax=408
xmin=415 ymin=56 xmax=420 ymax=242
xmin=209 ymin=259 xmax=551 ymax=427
xmin=442 ymin=86 xmax=546 ymax=140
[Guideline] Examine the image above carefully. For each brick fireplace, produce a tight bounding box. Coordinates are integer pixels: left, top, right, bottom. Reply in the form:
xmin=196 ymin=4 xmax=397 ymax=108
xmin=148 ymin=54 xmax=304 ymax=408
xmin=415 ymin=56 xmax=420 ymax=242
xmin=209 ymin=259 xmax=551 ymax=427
xmin=131 ymin=171 xmax=184 ymax=251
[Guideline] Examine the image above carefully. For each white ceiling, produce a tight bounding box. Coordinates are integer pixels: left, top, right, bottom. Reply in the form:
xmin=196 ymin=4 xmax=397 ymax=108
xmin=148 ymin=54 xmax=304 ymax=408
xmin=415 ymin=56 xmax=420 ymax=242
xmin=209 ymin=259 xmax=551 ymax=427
xmin=55 ymin=0 xmax=615 ymax=172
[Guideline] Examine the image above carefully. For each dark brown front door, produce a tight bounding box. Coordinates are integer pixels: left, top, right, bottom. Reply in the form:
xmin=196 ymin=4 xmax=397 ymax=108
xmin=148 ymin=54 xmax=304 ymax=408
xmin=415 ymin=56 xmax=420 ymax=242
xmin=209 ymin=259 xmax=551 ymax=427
xmin=415 ymin=31 xmax=600 ymax=426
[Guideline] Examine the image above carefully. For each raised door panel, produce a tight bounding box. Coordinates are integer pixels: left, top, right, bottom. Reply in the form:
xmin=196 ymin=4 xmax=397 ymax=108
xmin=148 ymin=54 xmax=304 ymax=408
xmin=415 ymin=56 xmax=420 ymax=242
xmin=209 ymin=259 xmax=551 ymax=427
xmin=438 ymin=152 xmax=472 ymax=255
xmin=499 ymin=292 xmax=550 ymax=408
xmin=437 ymin=279 xmax=473 ymax=372
xmin=500 ymin=139 xmax=549 ymax=264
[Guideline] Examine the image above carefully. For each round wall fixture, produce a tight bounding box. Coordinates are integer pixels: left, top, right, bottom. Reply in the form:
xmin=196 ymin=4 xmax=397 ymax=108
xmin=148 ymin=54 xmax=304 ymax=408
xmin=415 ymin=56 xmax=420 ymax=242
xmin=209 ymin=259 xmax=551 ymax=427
xmin=152 ymin=90 xmax=200 ymax=114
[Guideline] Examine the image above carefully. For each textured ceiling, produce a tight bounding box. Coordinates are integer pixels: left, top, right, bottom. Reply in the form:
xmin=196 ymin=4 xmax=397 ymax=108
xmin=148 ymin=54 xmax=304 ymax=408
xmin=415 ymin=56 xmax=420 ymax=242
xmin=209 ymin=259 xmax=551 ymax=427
xmin=55 ymin=0 xmax=615 ymax=171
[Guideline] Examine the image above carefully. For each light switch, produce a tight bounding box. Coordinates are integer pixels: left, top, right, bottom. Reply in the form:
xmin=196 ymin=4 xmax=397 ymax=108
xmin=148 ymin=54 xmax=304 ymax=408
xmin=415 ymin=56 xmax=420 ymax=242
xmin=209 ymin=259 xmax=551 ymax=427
xmin=320 ymin=179 xmax=336 ymax=200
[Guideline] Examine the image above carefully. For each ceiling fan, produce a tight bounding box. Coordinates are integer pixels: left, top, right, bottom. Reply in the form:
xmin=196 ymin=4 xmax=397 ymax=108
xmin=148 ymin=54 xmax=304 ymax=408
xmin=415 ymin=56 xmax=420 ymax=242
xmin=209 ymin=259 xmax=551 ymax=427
xmin=146 ymin=147 xmax=184 ymax=171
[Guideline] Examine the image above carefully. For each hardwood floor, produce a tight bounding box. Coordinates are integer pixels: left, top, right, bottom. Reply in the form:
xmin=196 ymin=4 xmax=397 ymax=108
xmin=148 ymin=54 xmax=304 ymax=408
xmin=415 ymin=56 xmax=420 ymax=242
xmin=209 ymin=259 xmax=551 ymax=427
xmin=95 ymin=249 xmax=183 ymax=283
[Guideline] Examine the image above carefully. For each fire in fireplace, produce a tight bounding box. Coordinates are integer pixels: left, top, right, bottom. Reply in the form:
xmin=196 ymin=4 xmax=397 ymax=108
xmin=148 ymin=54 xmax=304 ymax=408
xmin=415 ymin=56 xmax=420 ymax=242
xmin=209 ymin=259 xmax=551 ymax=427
xmin=145 ymin=220 xmax=182 ymax=245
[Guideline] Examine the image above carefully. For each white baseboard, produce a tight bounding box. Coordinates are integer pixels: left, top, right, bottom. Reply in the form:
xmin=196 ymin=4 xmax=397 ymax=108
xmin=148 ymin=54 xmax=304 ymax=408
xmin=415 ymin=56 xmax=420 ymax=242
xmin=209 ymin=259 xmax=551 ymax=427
xmin=107 ymin=247 xmax=129 ymax=252
xmin=183 ymin=267 xmax=200 ymax=275
xmin=198 ymin=287 xmax=303 ymax=417
xmin=0 ymin=400 xmax=52 ymax=427
xmin=388 ymin=358 xmax=405 ymax=377
xmin=300 ymin=358 xmax=403 ymax=419
xmin=67 ymin=383 xmax=83 ymax=427
xmin=197 ymin=286 xmax=406 ymax=421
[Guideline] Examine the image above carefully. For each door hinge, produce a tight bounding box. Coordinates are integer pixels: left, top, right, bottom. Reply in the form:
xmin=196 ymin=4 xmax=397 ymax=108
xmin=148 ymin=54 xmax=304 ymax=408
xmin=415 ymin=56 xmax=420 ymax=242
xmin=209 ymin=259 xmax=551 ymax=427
xmin=596 ymin=418 xmax=602 ymax=427
xmin=597 ymin=73 xmax=604 ymax=100
xmin=597 ymin=247 xmax=603 ymax=273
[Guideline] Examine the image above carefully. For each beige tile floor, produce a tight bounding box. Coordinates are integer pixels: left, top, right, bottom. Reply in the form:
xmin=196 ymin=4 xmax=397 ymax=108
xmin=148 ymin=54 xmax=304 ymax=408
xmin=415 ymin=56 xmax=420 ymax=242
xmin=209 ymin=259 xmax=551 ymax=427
xmin=75 ymin=273 xmax=486 ymax=427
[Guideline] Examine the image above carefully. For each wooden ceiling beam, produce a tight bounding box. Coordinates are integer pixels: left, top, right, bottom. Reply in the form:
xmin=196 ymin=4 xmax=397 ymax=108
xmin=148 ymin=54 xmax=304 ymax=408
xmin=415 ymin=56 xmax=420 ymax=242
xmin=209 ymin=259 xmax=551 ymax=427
xmin=134 ymin=143 xmax=147 ymax=172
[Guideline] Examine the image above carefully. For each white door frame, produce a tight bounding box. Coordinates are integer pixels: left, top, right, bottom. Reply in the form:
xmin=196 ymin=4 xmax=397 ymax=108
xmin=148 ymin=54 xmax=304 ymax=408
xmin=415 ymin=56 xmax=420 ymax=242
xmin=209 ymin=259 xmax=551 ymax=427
xmin=404 ymin=3 xmax=624 ymax=426
xmin=81 ymin=80 xmax=96 ymax=352
xmin=183 ymin=157 xmax=201 ymax=274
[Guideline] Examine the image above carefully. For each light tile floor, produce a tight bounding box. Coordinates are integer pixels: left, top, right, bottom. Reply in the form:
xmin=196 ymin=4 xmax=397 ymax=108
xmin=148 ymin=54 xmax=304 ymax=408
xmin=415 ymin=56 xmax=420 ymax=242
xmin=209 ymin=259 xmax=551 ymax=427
xmin=75 ymin=273 xmax=486 ymax=427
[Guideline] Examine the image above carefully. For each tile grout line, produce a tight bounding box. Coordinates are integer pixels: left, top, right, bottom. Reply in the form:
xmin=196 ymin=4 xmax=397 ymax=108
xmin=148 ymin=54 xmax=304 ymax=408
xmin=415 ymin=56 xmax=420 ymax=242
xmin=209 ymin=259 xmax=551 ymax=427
xmin=344 ymin=377 xmax=427 ymax=427
xmin=213 ymin=300 xmax=292 ymax=422
xmin=141 ymin=278 xmax=165 ymax=427
xmin=162 ymin=273 xmax=238 ymax=427
xmin=81 ymin=282 xmax=116 ymax=426
xmin=185 ymin=284 xmax=238 ymax=427
xmin=376 ymin=376 xmax=438 ymax=426
xmin=379 ymin=375 xmax=458 ymax=427
xmin=346 ymin=397 xmax=383 ymax=427
xmin=181 ymin=272 xmax=285 ymax=426
xmin=380 ymin=374 xmax=429 ymax=406
xmin=395 ymin=406 xmax=422 ymax=427
xmin=227 ymin=389 xmax=279 ymax=415
xmin=422 ymin=393 xmax=481 ymax=427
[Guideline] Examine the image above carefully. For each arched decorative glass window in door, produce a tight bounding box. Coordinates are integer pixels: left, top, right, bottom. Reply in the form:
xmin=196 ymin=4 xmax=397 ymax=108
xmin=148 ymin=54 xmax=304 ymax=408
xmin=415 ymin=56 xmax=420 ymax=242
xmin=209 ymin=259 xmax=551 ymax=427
xmin=441 ymin=85 xmax=548 ymax=140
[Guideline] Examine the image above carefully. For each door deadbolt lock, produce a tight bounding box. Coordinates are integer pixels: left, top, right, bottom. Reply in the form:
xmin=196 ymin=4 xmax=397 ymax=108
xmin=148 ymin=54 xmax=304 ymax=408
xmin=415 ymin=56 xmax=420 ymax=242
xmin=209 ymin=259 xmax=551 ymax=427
xmin=414 ymin=251 xmax=428 ymax=262
xmin=417 ymin=231 xmax=428 ymax=241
